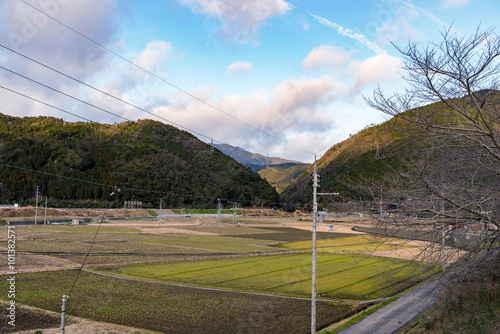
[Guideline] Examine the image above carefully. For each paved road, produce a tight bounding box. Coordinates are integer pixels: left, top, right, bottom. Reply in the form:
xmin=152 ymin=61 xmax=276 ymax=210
xmin=337 ymin=280 xmax=443 ymax=334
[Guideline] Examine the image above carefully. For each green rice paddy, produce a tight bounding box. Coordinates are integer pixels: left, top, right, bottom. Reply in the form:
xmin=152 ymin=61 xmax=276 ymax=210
xmin=95 ymin=252 xmax=438 ymax=300
xmin=282 ymin=234 xmax=414 ymax=253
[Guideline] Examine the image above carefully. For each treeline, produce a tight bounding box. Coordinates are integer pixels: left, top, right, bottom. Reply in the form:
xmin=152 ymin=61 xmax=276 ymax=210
xmin=0 ymin=114 xmax=279 ymax=208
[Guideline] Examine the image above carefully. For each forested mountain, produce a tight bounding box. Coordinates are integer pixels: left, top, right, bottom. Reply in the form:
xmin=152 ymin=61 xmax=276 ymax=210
xmin=213 ymin=143 xmax=309 ymax=193
xmin=0 ymin=114 xmax=279 ymax=208
xmin=258 ymin=163 xmax=310 ymax=194
xmin=280 ymin=92 xmax=500 ymax=210
xmin=213 ymin=143 xmax=304 ymax=172
xmin=280 ymin=120 xmax=400 ymax=208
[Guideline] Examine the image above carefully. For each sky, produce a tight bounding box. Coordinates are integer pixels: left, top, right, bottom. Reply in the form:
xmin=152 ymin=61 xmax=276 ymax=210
xmin=0 ymin=0 xmax=498 ymax=163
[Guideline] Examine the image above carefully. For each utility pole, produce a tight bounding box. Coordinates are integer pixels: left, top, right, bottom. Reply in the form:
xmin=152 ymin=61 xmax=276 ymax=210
xmin=61 ymin=295 xmax=69 ymax=334
xmin=35 ymin=186 xmax=40 ymax=225
xmin=311 ymin=157 xmax=318 ymax=333
xmin=312 ymin=156 xmax=340 ymax=334
xmin=159 ymin=199 xmax=162 ymax=227
xmin=217 ymin=198 xmax=221 ymax=224
xmin=44 ymin=197 xmax=48 ymax=225
xmin=379 ymin=186 xmax=383 ymax=215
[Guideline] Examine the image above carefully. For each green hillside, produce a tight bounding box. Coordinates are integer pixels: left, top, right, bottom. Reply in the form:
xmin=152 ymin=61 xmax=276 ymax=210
xmin=280 ymin=92 xmax=500 ymax=209
xmin=280 ymin=121 xmax=401 ymax=207
xmin=258 ymin=163 xmax=310 ymax=194
xmin=0 ymin=114 xmax=279 ymax=208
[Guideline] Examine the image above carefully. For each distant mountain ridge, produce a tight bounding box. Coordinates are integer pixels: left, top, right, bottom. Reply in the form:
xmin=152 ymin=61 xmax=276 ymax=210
xmin=213 ymin=143 xmax=304 ymax=172
xmin=213 ymin=143 xmax=310 ymax=193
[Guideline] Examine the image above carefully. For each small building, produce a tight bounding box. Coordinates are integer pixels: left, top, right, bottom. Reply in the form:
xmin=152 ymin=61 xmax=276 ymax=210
xmin=71 ymin=219 xmax=83 ymax=225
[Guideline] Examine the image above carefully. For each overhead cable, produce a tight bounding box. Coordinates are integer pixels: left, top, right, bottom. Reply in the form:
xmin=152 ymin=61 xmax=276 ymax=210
xmin=19 ymin=0 xmax=315 ymax=157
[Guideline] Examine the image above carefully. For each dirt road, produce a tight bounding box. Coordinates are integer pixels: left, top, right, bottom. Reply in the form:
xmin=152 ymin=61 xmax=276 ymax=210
xmin=336 ymin=280 xmax=443 ymax=334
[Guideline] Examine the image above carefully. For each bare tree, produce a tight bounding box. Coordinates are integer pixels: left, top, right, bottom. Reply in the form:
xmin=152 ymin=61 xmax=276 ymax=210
xmin=364 ymin=26 xmax=500 ymax=275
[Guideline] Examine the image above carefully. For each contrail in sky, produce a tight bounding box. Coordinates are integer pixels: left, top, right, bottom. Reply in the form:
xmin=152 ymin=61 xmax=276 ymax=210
xmin=309 ymin=13 xmax=385 ymax=54
xmin=399 ymin=1 xmax=448 ymax=27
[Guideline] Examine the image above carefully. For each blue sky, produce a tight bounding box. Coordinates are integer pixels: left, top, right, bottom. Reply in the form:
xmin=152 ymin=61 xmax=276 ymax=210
xmin=0 ymin=0 xmax=498 ymax=162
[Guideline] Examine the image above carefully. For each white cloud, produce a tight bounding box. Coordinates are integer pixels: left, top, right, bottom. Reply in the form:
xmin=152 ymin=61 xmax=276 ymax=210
xmin=442 ymin=0 xmax=472 ymax=8
xmin=226 ymin=61 xmax=253 ymax=73
xmin=348 ymin=52 xmax=401 ymax=92
xmin=134 ymin=40 xmax=172 ymax=72
xmin=271 ymin=75 xmax=342 ymax=117
xmin=302 ymin=45 xmax=348 ymax=71
xmin=0 ymin=0 xmax=125 ymax=123
xmin=310 ymin=13 xmax=385 ymax=54
xmin=153 ymin=74 xmax=343 ymax=161
xmin=0 ymin=0 xmax=120 ymax=78
xmin=176 ymin=0 xmax=291 ymax=43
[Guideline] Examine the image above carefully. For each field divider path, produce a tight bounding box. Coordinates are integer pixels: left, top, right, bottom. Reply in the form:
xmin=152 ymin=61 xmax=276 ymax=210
xmin=82 ymin=268 xmax=340 ymax=302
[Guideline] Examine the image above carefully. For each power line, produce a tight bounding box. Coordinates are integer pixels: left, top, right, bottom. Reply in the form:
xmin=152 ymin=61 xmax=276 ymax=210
xmin=0 ymin=161 xmax=294 ymax=206
xmin=0 ymin=43 xmax=211 ymax=141
xmin=69 ymin=220 xmax=102 ymax=296
xmin=0 ymin=65 xmax=129 ymax=122
xmin=19 ymin=0 xmax=315 ymax=157
xmin=0 ymin=79 xmax=298 ymax=189
xmin=0 ymin=47 xmax=304 ymax=183
xmin=0 ymin=42 xmax=308 ymax=176
xmin=0 ymin=84 xmax=94 ymax=123
xmin=0 ymin=7 xmax=313 ymax=197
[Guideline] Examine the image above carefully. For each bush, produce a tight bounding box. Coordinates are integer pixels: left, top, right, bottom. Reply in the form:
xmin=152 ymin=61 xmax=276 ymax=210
xmin=410 ymin=254 xmax=500 ymax=333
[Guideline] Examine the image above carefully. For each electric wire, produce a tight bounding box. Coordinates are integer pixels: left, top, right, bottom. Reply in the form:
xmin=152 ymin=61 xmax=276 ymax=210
xmin=0 ymin=161 xmax=305 ymax=207
xmin=0 ymin=65 xmax=129 ymax=122
xmin=19 ymin=0 xmax=315 ymax=157
xmin=68 ymin=220 xmax=102 ymax=296
xmin=0 ymin=43 xmax=211 ymax=141
xmin=0 ymin=4 xmax=316 ymax=209
xmin=0 ymin=43 xmax=308 ymax=181
xmin=0 ymin=84 xmax=94 ymax=123
xmin=0 ymin=76 xmax=288 ymax=183
xmin=5 ymin=1 xmax=316 ymax=301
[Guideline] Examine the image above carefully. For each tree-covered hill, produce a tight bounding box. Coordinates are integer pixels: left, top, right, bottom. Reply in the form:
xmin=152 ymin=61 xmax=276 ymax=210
xmin=0 ymin=114 xmax=279 ymax=208
xmin=258 ymin=163 xmax=310 ymax=194
xmin=280 ymin=91 xmax=500 ymax=211
xmin=279 ymin=120 xmax=402 ymax=208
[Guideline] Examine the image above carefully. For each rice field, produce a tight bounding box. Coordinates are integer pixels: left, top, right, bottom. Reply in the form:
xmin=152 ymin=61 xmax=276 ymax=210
xmin=0 ymin=222 xmax=439 ymax=333
xmin=95 ymin=252 xmax=437 ymax=301
xmin=281 ymin=234 xmax=414 ymax=253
